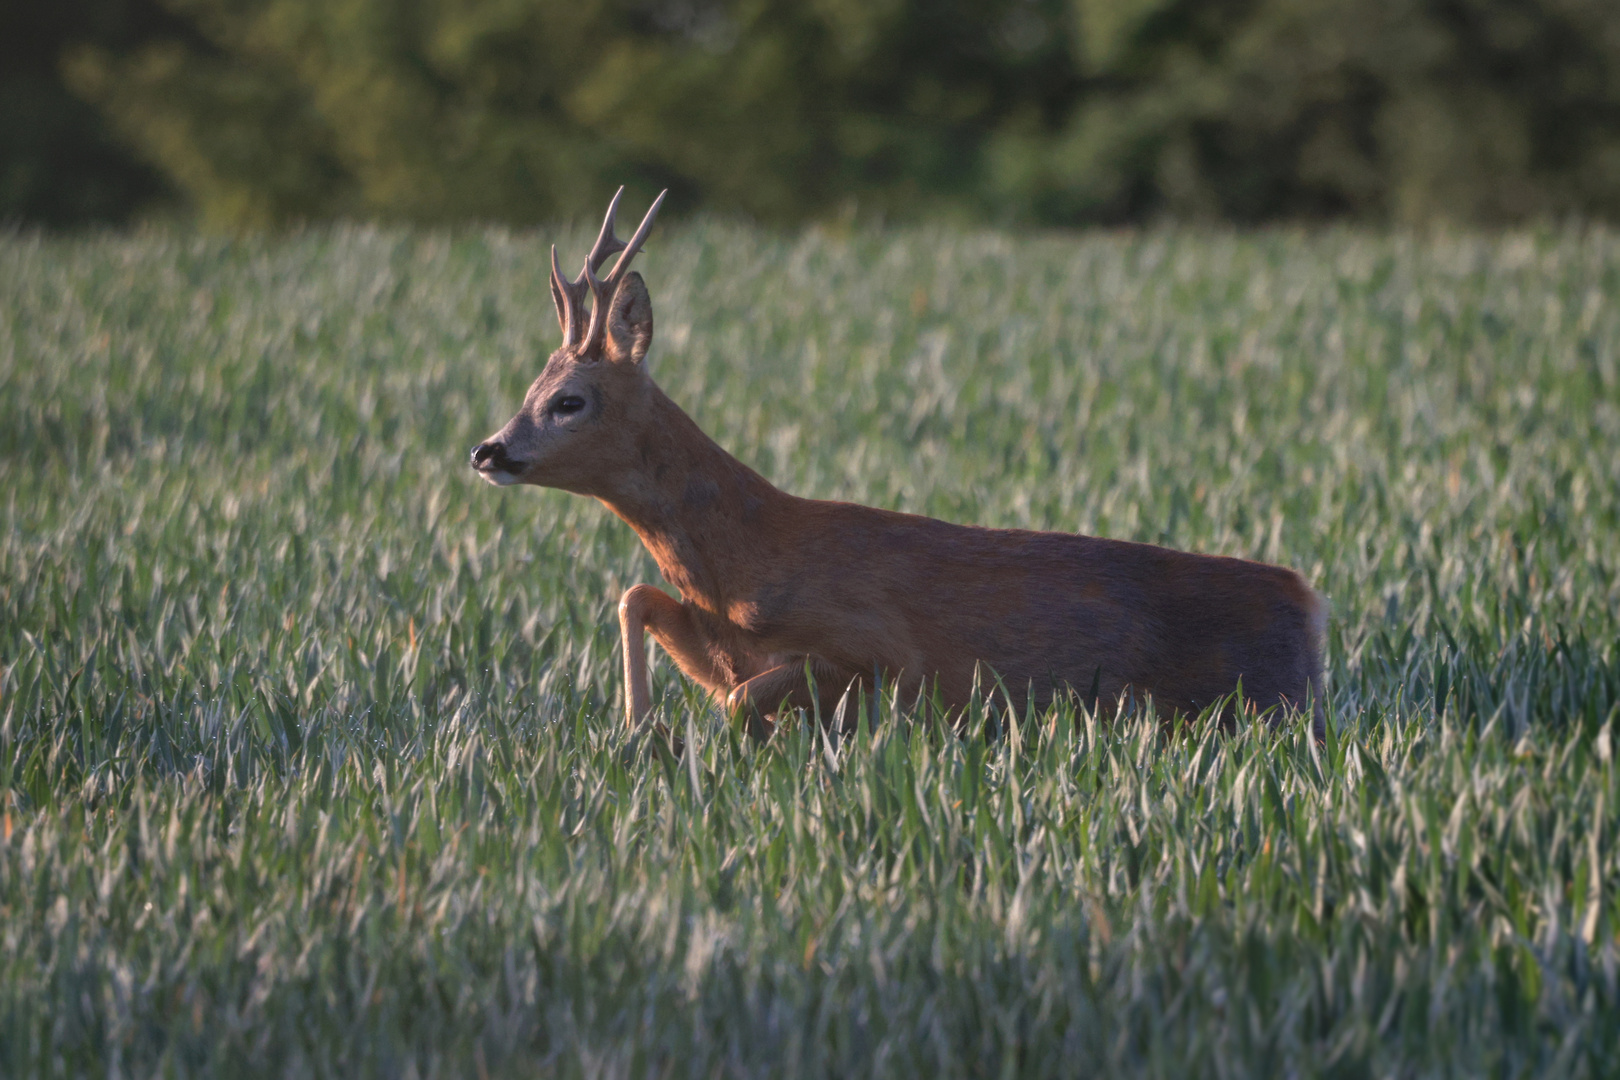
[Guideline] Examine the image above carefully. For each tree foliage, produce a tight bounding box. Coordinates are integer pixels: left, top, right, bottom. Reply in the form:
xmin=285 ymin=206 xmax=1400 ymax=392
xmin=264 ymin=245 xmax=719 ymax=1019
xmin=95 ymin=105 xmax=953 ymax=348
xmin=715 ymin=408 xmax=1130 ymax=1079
xmin=0 ymin=0 xmax=175 ymax=226
xmin=50 ymin=0 xmax=1620 ymax=226
xmin=998 ymin=0 xmax=1620 ymax=224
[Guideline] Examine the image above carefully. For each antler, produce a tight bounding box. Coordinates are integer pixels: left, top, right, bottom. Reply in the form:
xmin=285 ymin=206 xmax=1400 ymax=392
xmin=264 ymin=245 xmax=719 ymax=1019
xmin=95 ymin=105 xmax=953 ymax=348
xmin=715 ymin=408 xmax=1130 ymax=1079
xmin=549 ymin=187 xmax=667 ymax=352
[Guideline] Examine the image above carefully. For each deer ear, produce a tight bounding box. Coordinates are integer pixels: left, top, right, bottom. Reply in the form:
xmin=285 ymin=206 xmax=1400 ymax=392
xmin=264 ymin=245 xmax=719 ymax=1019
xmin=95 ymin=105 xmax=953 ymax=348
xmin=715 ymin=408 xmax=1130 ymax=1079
xmin=605 ymin=271 xmax=653 ymax=367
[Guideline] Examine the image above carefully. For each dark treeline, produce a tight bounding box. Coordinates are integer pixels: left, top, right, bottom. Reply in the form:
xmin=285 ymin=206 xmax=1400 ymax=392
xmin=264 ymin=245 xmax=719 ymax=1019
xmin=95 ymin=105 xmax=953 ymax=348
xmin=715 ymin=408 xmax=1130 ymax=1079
xmin=9 ymin=0 xmax=1620 ymax=229
xmin=0 ymin=0 xmax=179 ymax=226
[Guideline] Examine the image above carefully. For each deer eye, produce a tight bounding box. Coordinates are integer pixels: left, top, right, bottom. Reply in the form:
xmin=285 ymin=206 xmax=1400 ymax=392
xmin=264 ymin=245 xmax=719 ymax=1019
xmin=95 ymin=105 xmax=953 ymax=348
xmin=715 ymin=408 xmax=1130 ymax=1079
xmin=553 ymin=395 xmax=586 ymax=416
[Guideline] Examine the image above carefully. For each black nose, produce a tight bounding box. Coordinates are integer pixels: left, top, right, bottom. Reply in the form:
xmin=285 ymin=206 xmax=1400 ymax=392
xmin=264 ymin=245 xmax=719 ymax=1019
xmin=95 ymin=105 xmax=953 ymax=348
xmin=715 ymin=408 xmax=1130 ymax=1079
xmin=470 ymin=441 xmax=505 ymax=468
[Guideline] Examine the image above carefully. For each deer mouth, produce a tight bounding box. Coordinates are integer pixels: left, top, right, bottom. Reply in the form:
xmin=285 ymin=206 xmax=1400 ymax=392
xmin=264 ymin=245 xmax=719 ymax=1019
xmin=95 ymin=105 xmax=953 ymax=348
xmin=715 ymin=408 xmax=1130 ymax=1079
xmin=477 ymin=465 xmax=522 ymax=486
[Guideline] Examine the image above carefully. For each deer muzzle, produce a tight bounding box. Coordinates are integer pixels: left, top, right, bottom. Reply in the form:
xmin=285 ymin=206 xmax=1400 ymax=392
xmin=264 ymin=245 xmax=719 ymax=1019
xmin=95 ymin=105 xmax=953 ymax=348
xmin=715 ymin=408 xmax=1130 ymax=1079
xmin=470 ymin=441 xmax=523 ymax=485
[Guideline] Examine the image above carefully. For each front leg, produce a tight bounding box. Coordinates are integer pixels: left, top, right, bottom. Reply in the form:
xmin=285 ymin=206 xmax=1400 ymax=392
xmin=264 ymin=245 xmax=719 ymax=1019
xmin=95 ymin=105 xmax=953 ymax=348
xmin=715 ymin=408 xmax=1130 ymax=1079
xmin=618 ymin=584 xmax=731 ymax=729
xmin=726 ymin=657 xmax=869 ymax=740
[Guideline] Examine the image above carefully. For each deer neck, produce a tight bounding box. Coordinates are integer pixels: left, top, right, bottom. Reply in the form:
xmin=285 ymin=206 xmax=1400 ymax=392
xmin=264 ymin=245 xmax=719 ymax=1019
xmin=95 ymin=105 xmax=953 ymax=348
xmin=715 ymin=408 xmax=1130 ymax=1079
xmin=593 ymin=387 xmax=785 ymax=611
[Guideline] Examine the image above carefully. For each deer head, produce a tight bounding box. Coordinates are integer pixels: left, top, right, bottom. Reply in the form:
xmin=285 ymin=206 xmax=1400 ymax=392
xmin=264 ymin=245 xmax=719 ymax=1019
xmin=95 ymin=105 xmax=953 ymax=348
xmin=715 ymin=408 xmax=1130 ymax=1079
xmin=470 ymin=187 xmax=667 ymax=494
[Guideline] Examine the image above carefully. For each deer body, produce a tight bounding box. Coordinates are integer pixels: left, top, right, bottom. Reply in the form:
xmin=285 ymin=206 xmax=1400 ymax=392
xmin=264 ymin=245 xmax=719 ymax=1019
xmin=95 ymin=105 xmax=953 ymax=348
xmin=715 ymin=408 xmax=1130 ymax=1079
xmin=474 ymin=190 xmax=1326 ymax=739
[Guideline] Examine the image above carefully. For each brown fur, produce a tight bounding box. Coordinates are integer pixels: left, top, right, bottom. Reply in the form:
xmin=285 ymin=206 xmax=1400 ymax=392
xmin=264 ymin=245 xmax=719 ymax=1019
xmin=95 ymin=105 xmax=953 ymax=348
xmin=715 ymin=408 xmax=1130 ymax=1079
xmin=472 ymin=193 xmax=1326 ymax=740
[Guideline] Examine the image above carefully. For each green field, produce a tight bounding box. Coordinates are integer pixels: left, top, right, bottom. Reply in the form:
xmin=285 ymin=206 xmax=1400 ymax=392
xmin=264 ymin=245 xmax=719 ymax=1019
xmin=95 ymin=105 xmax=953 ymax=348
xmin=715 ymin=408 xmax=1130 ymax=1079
xmin=2 ymin=221 xmax=1617 ymax=1077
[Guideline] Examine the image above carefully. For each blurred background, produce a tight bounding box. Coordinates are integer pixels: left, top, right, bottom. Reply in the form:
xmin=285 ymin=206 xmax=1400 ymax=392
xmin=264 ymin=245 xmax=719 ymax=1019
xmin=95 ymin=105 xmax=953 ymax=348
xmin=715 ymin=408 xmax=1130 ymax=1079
xmin=6 ymin=0 xmax=1620 ymax=231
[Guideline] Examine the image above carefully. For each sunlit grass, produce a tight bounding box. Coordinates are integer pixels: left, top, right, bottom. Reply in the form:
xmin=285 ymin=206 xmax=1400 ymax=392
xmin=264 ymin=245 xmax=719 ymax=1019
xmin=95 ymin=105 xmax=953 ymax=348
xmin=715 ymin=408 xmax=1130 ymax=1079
xmin=1 ymin=221 xmax=1617 ymax=1076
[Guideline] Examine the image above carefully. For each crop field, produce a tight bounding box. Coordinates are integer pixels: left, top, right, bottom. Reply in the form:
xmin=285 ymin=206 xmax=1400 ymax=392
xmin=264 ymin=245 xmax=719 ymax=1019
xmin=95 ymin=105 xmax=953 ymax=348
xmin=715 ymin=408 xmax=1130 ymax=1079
xmin=1 ymin=220 xmax=1618 ymax=1077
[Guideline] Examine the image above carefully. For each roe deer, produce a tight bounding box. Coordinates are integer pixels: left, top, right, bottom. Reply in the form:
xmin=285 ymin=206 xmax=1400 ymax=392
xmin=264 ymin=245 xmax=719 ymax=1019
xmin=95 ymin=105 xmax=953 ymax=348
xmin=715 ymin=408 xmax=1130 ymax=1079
xmin=471 ymin=189 xmax=1327 ymax=740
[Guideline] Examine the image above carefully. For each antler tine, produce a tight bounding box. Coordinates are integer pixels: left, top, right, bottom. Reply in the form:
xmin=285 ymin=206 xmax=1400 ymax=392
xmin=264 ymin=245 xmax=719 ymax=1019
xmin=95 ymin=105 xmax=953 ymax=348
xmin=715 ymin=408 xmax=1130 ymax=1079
xmin=601 ymin=188 xmax=667 ymax=287
xmin=579 ymin=186 xmax=629 ymax=282
xmin=550 ymin=243 xmax=582 ymax=345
